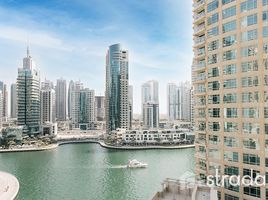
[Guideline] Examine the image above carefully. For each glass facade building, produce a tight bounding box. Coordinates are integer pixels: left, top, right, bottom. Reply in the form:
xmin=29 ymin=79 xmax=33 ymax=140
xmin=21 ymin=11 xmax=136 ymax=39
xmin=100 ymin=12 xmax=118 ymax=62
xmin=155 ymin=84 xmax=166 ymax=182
xmin=105 ymin=44 xmax=129 ymax=133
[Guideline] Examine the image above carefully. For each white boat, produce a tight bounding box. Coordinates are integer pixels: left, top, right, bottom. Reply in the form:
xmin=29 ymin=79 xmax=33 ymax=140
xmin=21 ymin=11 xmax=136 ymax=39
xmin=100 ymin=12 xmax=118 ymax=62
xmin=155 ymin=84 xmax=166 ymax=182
xmin=127 ymin=159 xmax=147 ymax=168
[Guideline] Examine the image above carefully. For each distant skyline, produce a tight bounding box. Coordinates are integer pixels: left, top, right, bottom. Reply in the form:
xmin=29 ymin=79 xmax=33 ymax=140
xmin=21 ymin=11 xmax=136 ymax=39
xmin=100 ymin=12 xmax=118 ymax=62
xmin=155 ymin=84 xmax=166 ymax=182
xmin=0 ymin=0 xmax=193 ymax=114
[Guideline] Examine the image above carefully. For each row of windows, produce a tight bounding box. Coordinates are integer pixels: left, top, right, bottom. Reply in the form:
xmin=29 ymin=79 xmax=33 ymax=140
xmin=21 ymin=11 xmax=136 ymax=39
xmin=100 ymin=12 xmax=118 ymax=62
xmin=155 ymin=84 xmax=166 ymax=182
xmin=205 ymin=44 xmax=268 ymax=64
xmin=205 ymin=121 xmax=268 ymax=134
xmin=198 ymin=107 xmax=268 ymax=118
xmin=206 ymin=76 xmax=268 ymax=91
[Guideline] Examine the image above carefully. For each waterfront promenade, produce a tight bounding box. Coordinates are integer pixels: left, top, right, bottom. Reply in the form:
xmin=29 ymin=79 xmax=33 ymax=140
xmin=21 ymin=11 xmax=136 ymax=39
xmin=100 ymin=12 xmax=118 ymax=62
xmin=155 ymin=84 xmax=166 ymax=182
xmin=0 ymin=144 xmax=58 ymax=153
xmin=0 ymin=171 xmax=19 ymax=200
xmin=0 ymin=131 xmax=195 ymax=152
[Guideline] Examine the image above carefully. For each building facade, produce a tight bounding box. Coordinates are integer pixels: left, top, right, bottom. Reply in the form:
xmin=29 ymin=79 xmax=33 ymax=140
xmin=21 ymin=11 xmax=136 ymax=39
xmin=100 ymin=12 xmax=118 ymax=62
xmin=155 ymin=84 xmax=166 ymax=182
xmin=105 ymin=43 xmax=130 ymax=134
xmin=180 ymin=81 xmax=192 ymax=122
xmin=128 ymin=85 xmax=133 ymax=129
xmin=167 ymin=83 xmax=181 ymax=121
xmin=68 ymin=80 xmax=75 ymax=119
xmin=10 ymin=83 xmax=17 ymax=118
xmin=193 ymin=0 xmax=268 ymax=199
xmin=141 ymin=80 xmax=159 ymax=128
xmin=40 ymin=89 xmax=56 ymax=123
xmin=0 ymin=81 xmax=8 ymax=118
xmin=143 ymin=102 xmax=159 ymax=129
xmin=71 ymin=88 xmax=95 ymax=130
xmin=56 ymin=78 xmax=67 ymax=121
xmin=95 ymin=96 xmax=105 ymax=121
xmin=17 ymin=47 xmax=41 ymax=134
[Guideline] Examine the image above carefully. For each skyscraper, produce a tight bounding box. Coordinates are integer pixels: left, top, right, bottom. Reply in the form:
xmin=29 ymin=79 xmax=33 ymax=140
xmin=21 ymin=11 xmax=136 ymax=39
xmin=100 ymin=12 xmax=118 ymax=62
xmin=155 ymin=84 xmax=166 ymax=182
xmin=180 ymin=81 xmax=191 ymax=122
xmin=193 ymin=0 xmax=268 ymax=199
xmin=17 ymin=47 xmax=41 ymax=134
xmin=10 ymin=83 xmax=17 ymax=118
xmin=167 ymin=83 xmax=180 ymax=121
xmin=128 ymin=85 xmax=133 ymax=129
xmin=71 ymin=87 xmax=95 ymax=130
xmin=0 ymin=91 xmax=2 ymax=130
xmin=141 ymin=80 xmax=159 ymax=128
xmin=0 ymin=82 xmax=8 ymax=118
xmin=56 ymin=78 xmax=66 ymax=121
xmin=105 ymin=43 xmax=129 ymax=134
xmin=143 ymin=102 xmax=159 ymax=129
xmin=41 ymin=79 xmax=54 ymax=90
xmin=95 ymin=96 xmax=105 ymax=121
xmin=40 ymin=88 xmax=56 ymax=123
xmin=68 ymin=80 xmax=75 ymax=119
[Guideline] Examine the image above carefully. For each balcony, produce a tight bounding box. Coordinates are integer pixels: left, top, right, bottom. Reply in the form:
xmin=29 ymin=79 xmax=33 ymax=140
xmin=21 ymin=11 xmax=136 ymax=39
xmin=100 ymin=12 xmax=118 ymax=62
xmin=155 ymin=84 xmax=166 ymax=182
xmin=193 ymin=0 xmax=205 ymax=12
xmin=194 ymin=36 xmax=205 ymax=47
xmin=194 ymin=23 xmax=205 ymax=35
xmin=194 ymin=49 xmax=206 ymax=58
xmin=193 ymin=11 xmax=205 ymax=24
xmin=193 ymin=62 xmax=206 ymax=71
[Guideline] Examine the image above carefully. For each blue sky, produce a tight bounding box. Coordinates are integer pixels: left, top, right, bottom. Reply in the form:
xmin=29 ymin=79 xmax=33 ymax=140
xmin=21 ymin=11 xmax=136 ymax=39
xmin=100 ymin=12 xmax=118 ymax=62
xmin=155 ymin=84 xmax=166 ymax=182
xmin=0 ymin=0 xmax=193 ymax=115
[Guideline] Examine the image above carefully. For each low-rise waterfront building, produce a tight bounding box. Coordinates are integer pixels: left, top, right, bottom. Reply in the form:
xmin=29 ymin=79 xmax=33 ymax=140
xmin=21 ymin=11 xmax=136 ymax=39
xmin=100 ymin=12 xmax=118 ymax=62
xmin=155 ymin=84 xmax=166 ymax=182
xmin=112 ymin=128 xmax=194 ymax=145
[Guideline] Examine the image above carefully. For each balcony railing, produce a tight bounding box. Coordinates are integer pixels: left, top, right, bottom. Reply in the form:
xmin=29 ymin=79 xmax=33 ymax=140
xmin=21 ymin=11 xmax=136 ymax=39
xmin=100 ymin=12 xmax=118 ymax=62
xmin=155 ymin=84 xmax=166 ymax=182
xmin=193 ymin=0 xmax=205 ymax=10
xmin=194 ymin=24 xmax=205 ymax=34
xmin=194 ymin=36 xmax=206 ymax=46
xmin=193 ymin=11 xmax=205 ymax=22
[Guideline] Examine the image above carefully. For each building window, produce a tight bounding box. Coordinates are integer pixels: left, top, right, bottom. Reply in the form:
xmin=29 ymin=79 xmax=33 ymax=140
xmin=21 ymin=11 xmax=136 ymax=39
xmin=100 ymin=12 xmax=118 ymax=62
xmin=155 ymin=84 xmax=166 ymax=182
xmin=223 ymin=50 xmax=237 ymax=61
xmin=241 ymin=76 xmax=258 ymax=87
xmin=241 ymin=0 xmax=257 ymax=12
xmin=208 ymin=67 xmax=219 ymax=78
xmin=208 ymin=108 xmax=220 ymax=118
xmin=223 ymin=20 xmax=236 ymax=33
xmin=241 ymin=60 xmax=258 ymax=72
xmin=241 ymin=29 xmax=258 ymax=41
xmin=242 ymin=92 xmax=259 ymax=103
xmin=243 ymin=123 xmax=260 ymax=134
xmin=265 ymin=107 xmax=268 ymax=118
xmin=243 ymin=153 xmax=260 ymax=165
xmin=241 ymin=45 xmax=258 ymax=57
xmin=208 ymin=94 xmax=220 ymax=104
xmin=223 ymin=79 xmax=236 ymax=89
xmin=224 ymin=136 xmax=239 ymax=147
xmin=224 ymin=122 xmax=238 ymax=132
xmin=223 ymin=93 xmax=237 ymax=103
xmin=241 ymin=13 xmax=257 ymax=28
xmin=243 ymin=138 xmax=259 ymax=150
xmin=208 ymin=0 xmax=219 ymax=13
xmin=222 ymin=6 xmax=236 ymax=19
xmin=263 ymin=27 xmax=268 ymax=38
xmin=222 ymin=0 xmax=235 ymax=5
xmin=208 ymin=81 xmax=220 ymax=91
xmin=263 ymin=11 xmax=268 ymax=21
xmin=208 ymin=40 xmax=219 ymax=51
xmin=223 ymin=35 xmax=236 ymax=47
xmin=208 ymin=13 xmax=219 ymax=25
xmin=242 ymin=108 xmax=259 ymax=118
xmin=207 ymin=26 xmax=219 ymax=38
xmin=208 ymin=54 xmax=218 ymax=64
xmin=223 ymin=64 xmax=236 ymax=75
xmin=244 ymin=186 xmax=261 ymax=198
xmin=224 ymin=151 xmax=238 ymax=162
xmin=224 ymin=108 xmax=237 ymax=118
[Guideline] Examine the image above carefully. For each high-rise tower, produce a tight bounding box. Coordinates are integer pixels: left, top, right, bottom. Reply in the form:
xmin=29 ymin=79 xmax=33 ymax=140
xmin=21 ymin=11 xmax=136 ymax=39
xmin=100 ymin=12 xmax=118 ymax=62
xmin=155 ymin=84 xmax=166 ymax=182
xmin=105 ymin=44 xmax=129 ymax=134
xmin=17 ymin=47 xmax=41 ymax=134
xmin=193 ymin=0 xmax=268 ymax=199
xmin=56 ymin=78 xmax=67 ymax=121
xmin=10 ymin=83 xmax=17 ymax=118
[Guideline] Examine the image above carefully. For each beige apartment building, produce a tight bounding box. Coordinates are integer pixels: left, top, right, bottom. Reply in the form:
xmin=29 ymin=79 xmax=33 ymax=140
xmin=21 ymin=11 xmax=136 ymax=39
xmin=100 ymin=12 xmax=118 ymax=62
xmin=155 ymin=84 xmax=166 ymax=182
xmin=193 ymin=0 xmax=268 ymax=199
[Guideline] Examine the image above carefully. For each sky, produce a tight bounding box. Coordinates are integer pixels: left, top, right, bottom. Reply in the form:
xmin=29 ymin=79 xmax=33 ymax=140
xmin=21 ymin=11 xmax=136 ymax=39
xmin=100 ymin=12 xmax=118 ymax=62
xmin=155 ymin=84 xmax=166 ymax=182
xmin=0 ymin=0 xmax=193 ymax=115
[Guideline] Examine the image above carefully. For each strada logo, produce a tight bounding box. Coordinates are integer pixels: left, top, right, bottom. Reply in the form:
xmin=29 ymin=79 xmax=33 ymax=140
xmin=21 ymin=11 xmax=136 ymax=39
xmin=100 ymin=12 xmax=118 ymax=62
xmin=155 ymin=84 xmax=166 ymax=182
xmin=207 ymin=169 xmax=266 ymax=187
